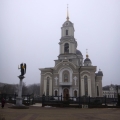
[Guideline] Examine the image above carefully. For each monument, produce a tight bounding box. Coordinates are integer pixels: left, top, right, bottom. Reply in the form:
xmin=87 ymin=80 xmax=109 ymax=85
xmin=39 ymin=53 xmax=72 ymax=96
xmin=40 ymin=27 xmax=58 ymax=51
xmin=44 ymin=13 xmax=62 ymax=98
xmin=9 ymin=63 xmax=29 ymax=109
xmin=16 ymin=63 xmax=26 ymax=106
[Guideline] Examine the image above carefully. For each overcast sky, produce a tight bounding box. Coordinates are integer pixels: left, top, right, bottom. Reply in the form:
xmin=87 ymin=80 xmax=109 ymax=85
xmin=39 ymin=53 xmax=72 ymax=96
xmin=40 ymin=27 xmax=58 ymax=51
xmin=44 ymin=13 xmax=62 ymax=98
xmin=0 ymin=0 xmax=120 ymax=86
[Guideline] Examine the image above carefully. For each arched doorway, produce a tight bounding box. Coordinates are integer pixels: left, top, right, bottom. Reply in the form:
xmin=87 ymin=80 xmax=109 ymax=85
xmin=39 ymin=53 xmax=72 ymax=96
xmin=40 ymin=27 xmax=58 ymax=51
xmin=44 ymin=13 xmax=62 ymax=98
xmin=63 ymin=88 xmax=69 ymax=101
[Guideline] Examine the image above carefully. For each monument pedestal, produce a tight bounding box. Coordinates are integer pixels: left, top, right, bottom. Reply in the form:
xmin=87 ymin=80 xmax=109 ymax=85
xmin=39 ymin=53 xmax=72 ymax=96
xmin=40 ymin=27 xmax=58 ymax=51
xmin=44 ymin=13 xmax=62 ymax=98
xmin=16 ymin=97 xmax=23 ymax=106
xmin=9 ymin=76 xmax=29 ymax=109
xmin=16 ymin=76 xmax=24 ymax=106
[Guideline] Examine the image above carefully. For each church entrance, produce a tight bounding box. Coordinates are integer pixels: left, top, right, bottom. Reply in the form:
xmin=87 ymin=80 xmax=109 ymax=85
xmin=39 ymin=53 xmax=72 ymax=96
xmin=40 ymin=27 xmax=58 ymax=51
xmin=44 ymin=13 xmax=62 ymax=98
xmin=63 ymin=88 xmax=69 ymax=101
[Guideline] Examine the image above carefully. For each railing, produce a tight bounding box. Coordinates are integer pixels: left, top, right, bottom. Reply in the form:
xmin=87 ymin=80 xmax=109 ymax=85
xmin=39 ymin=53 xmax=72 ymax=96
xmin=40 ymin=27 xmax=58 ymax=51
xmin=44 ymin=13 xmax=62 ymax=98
xmin=41 ymin=95 xmax=119 ymax=107
xmin=59 ymin=82 xmax=72 ymax=86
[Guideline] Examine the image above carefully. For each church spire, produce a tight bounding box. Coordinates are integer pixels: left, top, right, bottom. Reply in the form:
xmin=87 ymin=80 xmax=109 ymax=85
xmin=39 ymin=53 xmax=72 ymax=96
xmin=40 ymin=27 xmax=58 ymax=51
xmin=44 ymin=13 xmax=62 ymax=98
xmin=66 ymin=4 xmax=69 ymax=21
xmin=86 ymin=49 xmax=89 ymax=58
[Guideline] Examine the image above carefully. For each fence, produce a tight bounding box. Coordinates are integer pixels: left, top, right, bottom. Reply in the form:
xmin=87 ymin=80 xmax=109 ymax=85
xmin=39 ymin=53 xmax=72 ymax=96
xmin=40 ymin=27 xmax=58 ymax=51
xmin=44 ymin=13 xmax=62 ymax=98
xmin=0 ymin=93 xmax=118 ymax=107
xmin=0 ymin=93 xmax=34 ymax=105
xmin=41 ymin=95 xmax=118 ymax=107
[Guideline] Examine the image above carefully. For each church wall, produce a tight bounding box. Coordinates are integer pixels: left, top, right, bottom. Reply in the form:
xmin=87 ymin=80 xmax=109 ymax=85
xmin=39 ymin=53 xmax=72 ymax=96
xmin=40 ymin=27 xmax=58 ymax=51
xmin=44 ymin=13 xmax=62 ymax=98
xmin=60 ymin=41 xmax=76 ymax=54
xmin=61 ymin=44 xmax=64 ymax=54
xmin=72 ymin=73 xmax=79 ymax=96
xmin=71 ymin=43 xmax=75 ymax=53
xmin=72 ymin=59 xmax=77 ymax=66
xmin=95 ymin=81 xmax=98 ymax=97
xmin=70 ymin=27 xmax=74 ymax=36
xmin=53 ymin=73 xmax=59 ymax=96
xmin=72 ymin=73 xmax=79 ymax=88
xmin=49 ymin=79 xmax=52 ymax=96
xmin=39 ymin=18 xmax=103 ymax=98
xmin=43 ymin=79 xmax=47 ymax=95
xmin=69 ymin=27 xmax=74 ymax=36
xmin=60 ymin=44 xmax=61 ymax=54
xmin=55 ymin=63 xmax=76 ymax=73
xmin=59 ymin=67 xmax=73 ymax=83
xmin=61 ymin=26 xmax=74 ymax=37
xmin=62 ymin=70 xmax=70 ymax=82
xmin=62 ymin=27 xmax=68 ymax=36
xmin=54 ymin=60 xmax=61 ymax=66
xmin=80 ymin=70 xmax=92 ymax=97
xmin=69 ymin=42 xmax=72 ymax=53
xmin=40 ymin=72 xmax=53 ymax=96
xmin=81 ymin=76 xmax=84 ymax=96
xmin=69 ymin=73 xmax=79 ymax=96
xmin=99 ymin=79 xmax=103 ymax=97
xmin=96 ymin=76 xmax=103 ymax=97
xmin=53 ymin=73 xmax=59 ymax=88
xmin=91 ymin=72 xmax=96 ymax=97
xmin=40 ymin=75 xmax=44 ymax=96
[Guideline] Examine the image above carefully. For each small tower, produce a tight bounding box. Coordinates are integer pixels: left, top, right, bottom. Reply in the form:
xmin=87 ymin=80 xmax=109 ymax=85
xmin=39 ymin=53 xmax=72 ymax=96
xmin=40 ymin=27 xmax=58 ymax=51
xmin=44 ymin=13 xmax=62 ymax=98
xmin=97 ymin=69 xmax=103 ymax=76
xmin=84 ymin=49 xmax=92 ymax=66
xmin=95 ymin=69 xmax=103 ymax=97
xmin=60 ymin=5 xmax=75 ymax=38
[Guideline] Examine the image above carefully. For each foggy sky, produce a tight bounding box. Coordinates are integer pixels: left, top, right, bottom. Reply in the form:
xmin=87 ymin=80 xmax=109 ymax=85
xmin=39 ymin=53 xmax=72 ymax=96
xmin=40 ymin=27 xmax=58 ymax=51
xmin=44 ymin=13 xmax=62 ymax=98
xmin=0 ymin=0 xmax=120 ymax=86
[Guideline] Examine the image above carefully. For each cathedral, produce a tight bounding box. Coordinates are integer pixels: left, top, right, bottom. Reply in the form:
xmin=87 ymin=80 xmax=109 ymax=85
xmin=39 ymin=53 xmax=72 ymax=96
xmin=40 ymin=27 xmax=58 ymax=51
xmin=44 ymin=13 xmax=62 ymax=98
xmin=39 ymin=9 xmax=103 ymax=98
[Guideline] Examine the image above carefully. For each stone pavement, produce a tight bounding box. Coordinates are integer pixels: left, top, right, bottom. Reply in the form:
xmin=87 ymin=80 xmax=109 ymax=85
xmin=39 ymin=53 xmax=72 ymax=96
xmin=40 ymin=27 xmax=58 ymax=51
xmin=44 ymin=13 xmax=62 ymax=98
xmin=0 ymin=103 xmax=120 ymax=120
xmin=30 ymin=103 xmax=42 ymax=107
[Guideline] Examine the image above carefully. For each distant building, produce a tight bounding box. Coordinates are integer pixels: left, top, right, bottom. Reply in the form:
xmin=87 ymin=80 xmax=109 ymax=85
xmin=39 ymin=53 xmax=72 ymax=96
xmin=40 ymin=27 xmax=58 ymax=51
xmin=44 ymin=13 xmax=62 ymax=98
xmin=102 ymin=84 xmax=120 ymax=98
xmin=39 ymin=9 xmax=103 ymax=98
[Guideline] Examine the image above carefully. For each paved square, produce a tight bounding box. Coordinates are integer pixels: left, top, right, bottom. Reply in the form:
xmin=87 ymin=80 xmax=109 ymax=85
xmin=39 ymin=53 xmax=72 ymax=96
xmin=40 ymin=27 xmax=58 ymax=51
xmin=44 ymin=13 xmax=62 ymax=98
xmin=0 ymin=103 xmax=120 ymax=120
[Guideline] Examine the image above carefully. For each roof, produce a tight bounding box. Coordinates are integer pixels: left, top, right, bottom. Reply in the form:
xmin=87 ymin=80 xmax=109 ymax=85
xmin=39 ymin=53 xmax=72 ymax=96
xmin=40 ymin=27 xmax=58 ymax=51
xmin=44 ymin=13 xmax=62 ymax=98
xmin=84 ymin=58 xmax=91 ymax=62
xmin=102 ymin=84 xmax=120 ymax=90
xmin=97 ymin=71 xmax=103 ymax=76
xmin=102 ymin=86 xmax=109 ymax=90
xmin=76 ymin=49 xmax=82 ymax=55
xmin=62 ymin=21 xmax=74 ymax=27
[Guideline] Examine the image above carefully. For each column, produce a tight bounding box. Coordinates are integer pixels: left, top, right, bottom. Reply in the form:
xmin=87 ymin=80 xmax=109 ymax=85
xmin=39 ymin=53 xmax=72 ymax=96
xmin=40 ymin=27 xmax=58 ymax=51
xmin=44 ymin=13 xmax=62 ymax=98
xmin=49 ymin=79 xmax=52 ymax=96
xmin=88 ymin=79 xmax=91 ymax=97
xmin=44 ymin=79 xmax=46 ymax=95
xmin=81 ymin=78 xmax=84 ymax=96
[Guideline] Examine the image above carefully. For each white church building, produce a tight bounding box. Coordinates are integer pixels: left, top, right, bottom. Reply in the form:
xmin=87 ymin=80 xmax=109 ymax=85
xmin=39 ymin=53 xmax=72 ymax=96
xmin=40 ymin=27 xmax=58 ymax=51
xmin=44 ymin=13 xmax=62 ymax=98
xmin=39 ymin=9 xmax=103 ymax=98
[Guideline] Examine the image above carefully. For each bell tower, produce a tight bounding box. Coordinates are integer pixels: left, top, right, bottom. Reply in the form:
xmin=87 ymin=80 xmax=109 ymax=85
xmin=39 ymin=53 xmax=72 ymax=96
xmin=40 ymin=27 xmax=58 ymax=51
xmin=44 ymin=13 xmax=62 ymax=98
xmin=61 ymin=5 xmax=75 ymax=38
xmin=59 ymin=5 xmax=77 ymax=57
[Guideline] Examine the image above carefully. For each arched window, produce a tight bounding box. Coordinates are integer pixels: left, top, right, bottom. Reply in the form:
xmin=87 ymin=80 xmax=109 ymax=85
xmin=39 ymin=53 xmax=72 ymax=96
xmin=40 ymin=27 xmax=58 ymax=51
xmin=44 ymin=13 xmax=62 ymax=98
xmin=46 ymin=77 xmax=49 ymax=96
xmin=74 ymin=90 xmax=77 ymax=97
xmin=64 ymin=43 xmax=69 ymax=53
xmin=66 ymin=30 xmax=68 ymax=35
xmin=84 ymin=76 xmax=88 ymax=96
xmin=55 ymin=90 xmax=57 ymax=96
xmin=64 ymin=74 xmax=68 ymax=82
xmin=97 ymin=86 xmax=99 ymax=97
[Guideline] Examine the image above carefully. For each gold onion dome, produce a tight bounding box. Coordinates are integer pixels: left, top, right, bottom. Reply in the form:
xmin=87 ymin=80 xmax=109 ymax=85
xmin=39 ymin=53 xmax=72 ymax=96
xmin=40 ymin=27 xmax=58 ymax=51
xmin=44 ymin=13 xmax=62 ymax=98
xmin=84 ymin=49 xmax=91 ymax=62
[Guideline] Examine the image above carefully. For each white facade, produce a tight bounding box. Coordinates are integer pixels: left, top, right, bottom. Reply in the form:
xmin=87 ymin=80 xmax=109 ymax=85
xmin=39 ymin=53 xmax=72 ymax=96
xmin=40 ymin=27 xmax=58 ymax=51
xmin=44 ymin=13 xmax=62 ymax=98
xmin=39 ymin=15 xmax=103 ymax=98
xmin=103 ymin=84 xmax=120 ymax=98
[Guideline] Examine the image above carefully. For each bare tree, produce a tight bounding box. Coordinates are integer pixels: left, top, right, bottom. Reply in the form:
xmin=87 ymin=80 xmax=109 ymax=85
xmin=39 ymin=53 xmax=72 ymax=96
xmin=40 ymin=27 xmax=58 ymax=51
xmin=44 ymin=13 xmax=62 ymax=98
xmin=27 ymin=83 xmax=40 ymax=96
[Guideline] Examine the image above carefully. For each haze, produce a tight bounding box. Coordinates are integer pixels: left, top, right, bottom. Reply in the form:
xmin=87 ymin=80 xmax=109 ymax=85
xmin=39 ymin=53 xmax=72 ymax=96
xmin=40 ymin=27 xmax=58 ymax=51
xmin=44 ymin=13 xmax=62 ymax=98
xmin=0 ymin=0 xmax=120 ymax=86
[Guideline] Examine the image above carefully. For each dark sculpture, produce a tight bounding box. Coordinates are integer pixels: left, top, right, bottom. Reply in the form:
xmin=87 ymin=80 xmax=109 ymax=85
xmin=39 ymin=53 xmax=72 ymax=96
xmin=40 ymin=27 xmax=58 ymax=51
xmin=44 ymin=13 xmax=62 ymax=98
xmin=18 ymin=63 xmax=26 ymax=76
